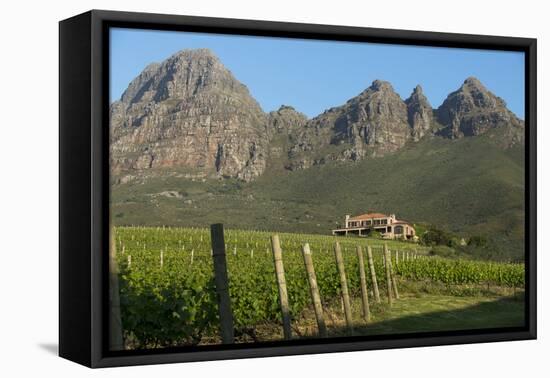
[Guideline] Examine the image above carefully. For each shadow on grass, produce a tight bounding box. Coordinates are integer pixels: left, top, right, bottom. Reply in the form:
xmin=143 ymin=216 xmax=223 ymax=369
xmin=329 ymin=294 xmax=525 ymax=337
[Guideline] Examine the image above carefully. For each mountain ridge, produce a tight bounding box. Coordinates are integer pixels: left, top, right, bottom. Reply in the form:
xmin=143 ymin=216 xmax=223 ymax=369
xmin=110 ymin=48 xmax=524 ymax=182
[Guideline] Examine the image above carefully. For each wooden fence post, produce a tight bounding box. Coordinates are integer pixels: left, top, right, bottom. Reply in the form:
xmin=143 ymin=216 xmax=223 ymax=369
xmin=334 ymin=242 xmax=353 ymax=334
xmin=302 ymin=243 xmax=327 ymax=337
xmin=271 ymin=235 xmax=292 ymax=340
xmin=388 ymin=250 xmax=400 ymax=300
xmin=109 ymin=228 xmax=124 ymax=351
xmin=366 ymin=245 xmax=381 ymax=303
xmin=383 ymin=243 xmax=394 ymax=305
xmin=395 ymin=250 xmax=399 ymax=265
xmin=210 ymin=224 xmax=235 ymax=344
xmin=356 ymin=245 xmax=371 ymax=322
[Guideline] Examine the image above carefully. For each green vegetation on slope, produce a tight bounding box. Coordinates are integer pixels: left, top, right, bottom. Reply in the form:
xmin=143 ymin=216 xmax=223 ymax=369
xmin=111 ymin=135 xmax=525 ymax=261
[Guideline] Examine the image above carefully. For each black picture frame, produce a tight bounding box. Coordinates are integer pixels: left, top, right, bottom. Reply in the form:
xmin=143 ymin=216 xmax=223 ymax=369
xmin=59 ymin=9 xmax=537 ymax=368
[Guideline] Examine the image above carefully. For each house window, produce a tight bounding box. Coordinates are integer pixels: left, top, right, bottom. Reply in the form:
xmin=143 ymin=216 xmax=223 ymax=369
xmin=387 ymin=226 xmax=392 ymax=232
xmin=394 ymin=226 xmax=403 ymax=234
xmin=382 ymin=219 xmax=388 ymax=225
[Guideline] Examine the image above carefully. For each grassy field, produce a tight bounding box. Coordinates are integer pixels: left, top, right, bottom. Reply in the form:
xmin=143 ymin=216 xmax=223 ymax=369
xmin=335 ymin=293 xmax=524 ymax=336
xmin=256 ymin=292 xmax=525 ymax=341
xmin=113 ymin=226 xmax=525 ymax=349
xmin=111 ymin=135 xmax=525 ymax=261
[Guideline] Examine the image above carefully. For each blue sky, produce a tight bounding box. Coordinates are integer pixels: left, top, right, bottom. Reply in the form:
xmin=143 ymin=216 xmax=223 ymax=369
xmin=110 ymin=28 xmax=525 ymax=119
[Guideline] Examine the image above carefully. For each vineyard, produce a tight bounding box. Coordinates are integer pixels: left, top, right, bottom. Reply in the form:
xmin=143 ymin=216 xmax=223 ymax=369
xmin=112 ymin=226 xmax=525 ymax=349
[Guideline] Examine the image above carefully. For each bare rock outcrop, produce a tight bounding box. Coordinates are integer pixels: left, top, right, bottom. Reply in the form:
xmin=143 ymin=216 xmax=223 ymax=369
xmin=287 ymin=80 xmax=411 ymax=167
xmin=405 ymin=85 xmax=434 ymax=141
xmin=267 ymin=105 xmax=308 ymax=135
xmin=110 ymin=49 xmax=268 ymax=182
xmin=436 ymin=77 xmax=524 ymax=145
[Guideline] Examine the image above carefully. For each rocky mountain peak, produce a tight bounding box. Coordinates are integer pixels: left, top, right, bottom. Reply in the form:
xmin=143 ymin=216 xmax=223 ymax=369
xmin=412 ymin=84 xmax=424 ymax=95
xmin=448 ymin=76 xmax=506 ymax=110
xmin=291 ymin=79 xmax=410 ymax=166
xmin=436 ymin=77 xmax=523 ymax=143
xmin=406 ymin=84 xmax=433 ymax=141
xmin=407 ymin=84 xmax=429 ymax=103
xmin=463 ymin=76 xmax=484 ymax=87
xmin=174 ymin=47 xmax=217 ymax=59
xmin=126 ymin=48 xmax=253 ymax=106
xmin=457 ymin=76 xmax=505 ymax=108
xmin=277 ymin=105 xmax=297 ymax=112
xmin=268 ymin=105 xmax=308 ymax=134
xmin=110 ymin=48 xmax=268 ymax=182
xmin=353 ymin=80 xmax=403 ymax=105
xmin=165 ymin=48 xmax=225 ymax=81
xmin=369 ymin=79 xmax=394 ymax=91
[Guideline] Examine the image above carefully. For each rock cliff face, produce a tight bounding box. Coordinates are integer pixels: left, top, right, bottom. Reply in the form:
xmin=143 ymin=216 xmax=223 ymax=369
xmin=110 ymin=49 xmax=524 ymax=181
xmin=405 ymin=85 xmax=434 ymax=141
xmin=267 ymin=105 xmax=308 ymax=135
xmin=436 ymin=77 xmax=524 ymax=145
xmin=286 ymin=80 xmax=415 ymax=169
xmin=110 ymin=49 xmax=268 ymax=182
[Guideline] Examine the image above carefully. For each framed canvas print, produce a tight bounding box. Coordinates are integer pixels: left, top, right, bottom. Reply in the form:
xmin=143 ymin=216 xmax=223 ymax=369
xmin=59 ymin=10 xmax=536 ymax=368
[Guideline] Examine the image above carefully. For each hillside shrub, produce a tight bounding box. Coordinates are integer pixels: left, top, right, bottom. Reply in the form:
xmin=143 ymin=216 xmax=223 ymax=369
xmin=421 ymin=225 xmax=454 ymax=246
xmin=429 ymin=245 xmax=456 ymax=257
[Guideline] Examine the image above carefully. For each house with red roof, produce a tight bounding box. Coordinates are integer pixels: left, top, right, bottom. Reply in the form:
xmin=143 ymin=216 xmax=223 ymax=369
xmin=332 ymin=212 xmax=416 ymax=240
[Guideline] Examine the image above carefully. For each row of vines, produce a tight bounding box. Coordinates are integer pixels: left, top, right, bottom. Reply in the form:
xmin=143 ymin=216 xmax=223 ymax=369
xmin=114 ymin=226 xmax=524 ymax=348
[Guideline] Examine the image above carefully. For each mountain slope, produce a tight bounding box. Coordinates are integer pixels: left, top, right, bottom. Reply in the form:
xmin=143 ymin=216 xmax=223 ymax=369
xmin=111 ymin=135 xmax=525 ymax=261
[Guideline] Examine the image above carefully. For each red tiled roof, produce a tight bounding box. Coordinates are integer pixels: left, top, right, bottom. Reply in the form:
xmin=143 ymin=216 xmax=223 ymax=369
xmin=349 ymin=212 xmax=389 ymax=221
